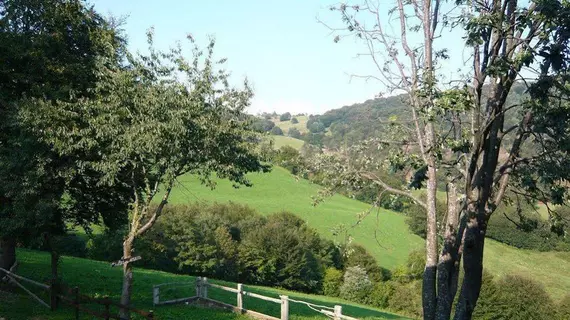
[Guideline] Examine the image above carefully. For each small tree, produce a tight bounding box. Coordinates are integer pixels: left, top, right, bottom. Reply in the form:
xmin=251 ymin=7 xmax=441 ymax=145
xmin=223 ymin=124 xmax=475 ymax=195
xmin=27 ymin=31 xmax=268 ymax=318
xmin=288 ymin=127 xmax=302 ymax=139
xmin=339 ymin=266 xmax=373 ymax=302
xmin=291 ymin=117 xmax=299 ymax=124
xmin=271 ymin=126 xmax=284 ymax=135
xmin=280 ymin=112 xmax=292 ymax=121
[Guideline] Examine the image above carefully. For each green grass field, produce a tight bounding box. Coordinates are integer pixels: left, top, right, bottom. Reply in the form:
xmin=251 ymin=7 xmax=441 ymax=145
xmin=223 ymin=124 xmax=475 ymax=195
xmin=272 ymin=115 xmax=309 ymax=134
xmin=0 ymin=249 xmax=408 ymax=320
xmin=170 ymin=167 xmax=570 ymax=300
xmin=269 ymin=135 xmax=305 ymax=150
xmin=170 ymin=166 xmax=423 ymax=270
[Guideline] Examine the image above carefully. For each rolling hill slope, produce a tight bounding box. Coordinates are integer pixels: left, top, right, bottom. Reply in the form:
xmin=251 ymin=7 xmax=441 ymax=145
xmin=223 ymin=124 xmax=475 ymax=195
xmin=170 ymin=166 xmax=422 ymax=270
xmin=169 ymin=167 xmax=570 ymax=299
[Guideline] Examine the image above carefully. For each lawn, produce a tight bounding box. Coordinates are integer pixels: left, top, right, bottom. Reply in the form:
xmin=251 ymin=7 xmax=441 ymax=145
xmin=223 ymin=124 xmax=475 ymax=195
xmin=0 ymin=249 xmax=409 ymax=320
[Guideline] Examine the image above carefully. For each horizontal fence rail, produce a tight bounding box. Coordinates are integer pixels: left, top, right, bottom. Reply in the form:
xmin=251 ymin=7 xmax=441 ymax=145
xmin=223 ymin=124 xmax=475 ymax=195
xmin=152 ymin=276 xmax=360 ymax=320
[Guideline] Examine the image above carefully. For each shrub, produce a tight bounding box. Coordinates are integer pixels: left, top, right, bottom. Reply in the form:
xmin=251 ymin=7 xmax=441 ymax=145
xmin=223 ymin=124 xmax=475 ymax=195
xmin=279 ymin=112 xmax=291 ymax=121
xmin=270 ymin=126 xmax=283 ymax=135
xmin=486 ymin=205 xmax=570 ymax=251
xmin=291 ymin=117 xmax=299 ymax=124
xmin=86 ymin=229 xmax=124 ymax=262
xmin=474 ymin=274 xmax=556 ymax=320
xmin=52 ymin=234 xmax=87 ymax=258
xmin=392 ymin=250 xmax=425 ymax=283
xmin=252 ymin=118 xmax=275 ymax=132
xmin=288 ymin=127 xmax=301 ymax=139
xmin=387 ymin=280 xmax=422 ymax=318
xmin=368 ymin=281 xmax=395 ymax=309
xmin=323 ymin=268 xmax=343 ymax=297
xmin=343 ymin=243 xmax=387 ymax=282
xmin=339 ymin=266 xmax=373 ymax=303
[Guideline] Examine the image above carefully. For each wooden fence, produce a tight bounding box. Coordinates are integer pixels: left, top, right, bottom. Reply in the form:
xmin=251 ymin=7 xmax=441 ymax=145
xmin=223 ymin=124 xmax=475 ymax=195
xmin=0 ymin=267 xmax=153 ymax=320
xmin=152 ymin=277 xmax=359 ymax=320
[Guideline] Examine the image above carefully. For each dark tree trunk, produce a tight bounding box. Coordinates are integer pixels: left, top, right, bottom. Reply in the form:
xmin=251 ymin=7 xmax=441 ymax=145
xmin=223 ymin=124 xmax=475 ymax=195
xmin=0 ymin=237 xmax=16 ymax=274
xmin=453 ymin=217 xmax=485 ymax=320
xmin=119 ymin=237 xmax=134 ymax=320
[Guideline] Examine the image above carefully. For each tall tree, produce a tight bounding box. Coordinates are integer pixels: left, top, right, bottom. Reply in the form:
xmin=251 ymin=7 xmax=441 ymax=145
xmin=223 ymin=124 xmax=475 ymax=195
xmin=25 ymin=31 xmax=269 ymax=318
xmin=319 ymin=0 xmax=570 ymax=319
xmin=0 ymin=0 xmax=125 ymax=272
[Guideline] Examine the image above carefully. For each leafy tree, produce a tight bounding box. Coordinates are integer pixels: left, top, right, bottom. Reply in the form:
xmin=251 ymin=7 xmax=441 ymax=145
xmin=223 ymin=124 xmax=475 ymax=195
xmin=339 ymin=266 xmax=373 ymax=302
xmin=323 ymin=268 xmax=343 ymax=297
xmin=24 ymin=31 xmax=268 ymax=318
xmin=309 ymin=121 xmax=326 ymax=133
xmin=280 ymin=112 xmax=292 ymax=121
xmin=288 ymin=127 xmax=302 ymax=139
xmin=0 ymin=0 xmax=125 ymax=273
xmin=271 ymin=126 xmax=284 ymax=135
xmin=324 ymin=0 xmax=570 ymax=318
xmin=291 ymin=117 xmax=299 ymax=124
xmin=252 ymin=118 xmax=275 ymax=132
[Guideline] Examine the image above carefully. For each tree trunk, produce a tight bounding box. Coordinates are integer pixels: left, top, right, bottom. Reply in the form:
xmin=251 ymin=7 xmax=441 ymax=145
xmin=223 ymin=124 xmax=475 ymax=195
xmin=423 ymin=162 xmax=439 ymax=320
xmin=119 ymin=237 xmax=134 ymax=320
xmin=0 ymin=237 xmax=16 ymax=273
xmin=453 ymin=217 xmax=485 ymax=320
xmin=435 ymin=182 xmax=460 ymax=320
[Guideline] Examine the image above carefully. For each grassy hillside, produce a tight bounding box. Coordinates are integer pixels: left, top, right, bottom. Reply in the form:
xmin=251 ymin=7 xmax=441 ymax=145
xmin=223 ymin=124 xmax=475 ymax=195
xmin=270 ymin=135 xmax=305 ymax=150
xmin=272 ymin=115 xmax=309 ymax=134
xmin=170 ymin=166 xmax=423 ymax=270
xmin=1 ymin=249 xmax=408 ymax=320
xmin=170 ymin=167 xmax=570 ymax=299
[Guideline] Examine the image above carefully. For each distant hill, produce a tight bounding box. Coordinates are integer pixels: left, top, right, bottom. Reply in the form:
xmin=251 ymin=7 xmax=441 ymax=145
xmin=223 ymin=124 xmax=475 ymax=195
xmin=313 ymin=83 xmax=526 ymax=148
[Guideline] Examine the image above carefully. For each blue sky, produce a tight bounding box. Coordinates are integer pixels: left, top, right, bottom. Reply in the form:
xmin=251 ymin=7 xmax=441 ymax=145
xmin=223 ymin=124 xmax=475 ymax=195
xmin=92 ymin=0 xmax=467 ymax=115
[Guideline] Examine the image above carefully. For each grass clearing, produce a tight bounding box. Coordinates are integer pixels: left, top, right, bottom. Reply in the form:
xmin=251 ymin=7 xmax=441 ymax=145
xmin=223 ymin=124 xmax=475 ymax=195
xmin=269 ymin=135 xmax=305 ymax=150
xmin=1 ymin=249 xmax=409 ymax=320
xmin=272 ymin=115 xmax=309 ymax=134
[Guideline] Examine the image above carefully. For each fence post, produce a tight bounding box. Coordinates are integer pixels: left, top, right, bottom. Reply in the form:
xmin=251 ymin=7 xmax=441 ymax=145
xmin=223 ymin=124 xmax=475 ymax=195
xmin=104 ymin=296 xmax=110 ymax=320
xmin=72 ymin=287 xmax=79 ymax=320
xmin=195 ymin=277 xmax=202 ymax=298
xmin=202 ymin=277 xmax=208 ymax=299
xmin=49 ymin=279 xmax=57 ymax=311
xmin=148 ymin=310 xmax=154 ymax=319
xmin=153 ymin=286 xmax=159 ymax=306
xmin=237 ymin=283 xmax=243 ymax=311
xmin=334 ymin=305 xmax=342 ymax=320
xmin=280 ymin=295 xmax=289 ymax=320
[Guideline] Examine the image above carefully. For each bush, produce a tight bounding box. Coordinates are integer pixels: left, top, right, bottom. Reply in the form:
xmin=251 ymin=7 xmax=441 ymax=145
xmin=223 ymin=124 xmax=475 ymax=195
xmin=252 ymin=118 xmax=275 ymax=132
xmin=323 ymin=268 xmax=343 ymax=297
xmin=279 ymin=112 xmax=291 ymax=121
xmin=52 ymin=234 xmax=88 ymax=258
xmin=388 ymin=281 xmax=422 ymax=318
xmin=343 ymin=243 xmax=388 ymax=282
xmin=339 ymin=266 xmax=373 ymax=303
xmin=291 ymin=117 xmax=299 ymax=124
xmin=288 ymin=127 xmax=301 ymax=139
xmin=474 ymin=274 xmax=556 ymax=320
xmin=486 ymin=204 xmax=570 ymax=251
xmin=86 ymin=230 xmax=124 ymax=262
xmin=270 ymin=126 xmax=283 ymax=135
xmin=368 ymin=281 xmax=395 ymax=309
